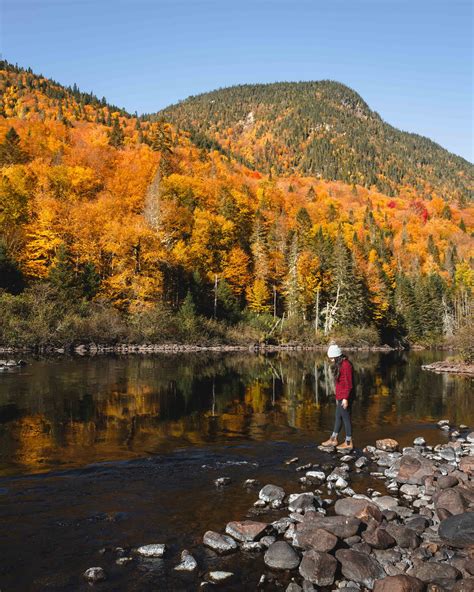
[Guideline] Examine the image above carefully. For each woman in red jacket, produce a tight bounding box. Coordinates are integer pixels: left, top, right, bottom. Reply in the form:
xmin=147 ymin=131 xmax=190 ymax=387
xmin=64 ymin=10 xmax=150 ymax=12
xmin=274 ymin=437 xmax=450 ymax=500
xmin=321 ymin=343 xmax=354 ymax=450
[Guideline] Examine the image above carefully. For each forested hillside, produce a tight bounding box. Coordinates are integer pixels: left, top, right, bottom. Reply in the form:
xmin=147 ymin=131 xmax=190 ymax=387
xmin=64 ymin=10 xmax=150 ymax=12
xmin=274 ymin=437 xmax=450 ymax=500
xmin=0 ymin=61 xmax=472 ymax=351
xmin=158 ymin=81 xmax=473 ymax=202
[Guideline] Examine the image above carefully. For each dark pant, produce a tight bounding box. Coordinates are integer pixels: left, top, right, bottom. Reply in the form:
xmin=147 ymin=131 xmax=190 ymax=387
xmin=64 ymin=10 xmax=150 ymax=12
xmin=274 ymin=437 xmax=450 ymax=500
xmin=333 ymin=399 xmax=352 ymax=439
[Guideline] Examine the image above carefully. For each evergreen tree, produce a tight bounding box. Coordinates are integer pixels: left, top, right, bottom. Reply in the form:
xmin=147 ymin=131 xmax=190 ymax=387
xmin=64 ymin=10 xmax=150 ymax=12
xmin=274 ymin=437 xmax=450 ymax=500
xmin=48 ymin=244 xmax=78 ymax=297
xmin=329 ymin=236 xmax=367 ymax=327
xmin=108 ymin=117 xmax=124 ymax=148
xmin=80 ymin=262 xmax=100 ymax=299
xmin=0 ymin=127 xmax=29 ymax=166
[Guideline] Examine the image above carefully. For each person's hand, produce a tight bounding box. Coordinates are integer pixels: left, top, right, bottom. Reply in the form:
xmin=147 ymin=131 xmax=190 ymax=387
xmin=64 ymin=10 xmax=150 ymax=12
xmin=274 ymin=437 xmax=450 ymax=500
xmin=342 ymin=399 xmax=349 ymax=410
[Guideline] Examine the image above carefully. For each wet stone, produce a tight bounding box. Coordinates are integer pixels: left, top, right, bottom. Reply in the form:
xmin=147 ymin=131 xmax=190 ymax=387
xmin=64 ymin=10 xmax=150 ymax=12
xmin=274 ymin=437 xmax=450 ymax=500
xmin=137 ymin=543 xmax=166 ymax=557
xmin=208 ymin=571 xmax=234 ymax=583
xmin=203 ymin=531 xmax=238 ymax=554
xmin=225 ymin=520 xmax=268 ymax=542
xmin=116 ymin=557 xmax=134 ymax=566
xmin=376 ymin=438 xmax=399 ymax=452
xmin=259 ymin=484 xmax=285 ymax=503
xmin=83 ymin=567 xmax=106 ymax=582
xmin=288 ymin=493 xmax=316 ymax=513
xmin=264 ymin=541 xmax=300 ymax=570
xmin=174 ymin=549 xmax=197 ymax=571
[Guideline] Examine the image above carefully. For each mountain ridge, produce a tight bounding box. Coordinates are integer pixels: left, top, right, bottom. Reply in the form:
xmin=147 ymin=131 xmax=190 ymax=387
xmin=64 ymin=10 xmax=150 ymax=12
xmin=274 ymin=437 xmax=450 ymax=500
xmin=156 ymin=80 xmax=473 ymax=202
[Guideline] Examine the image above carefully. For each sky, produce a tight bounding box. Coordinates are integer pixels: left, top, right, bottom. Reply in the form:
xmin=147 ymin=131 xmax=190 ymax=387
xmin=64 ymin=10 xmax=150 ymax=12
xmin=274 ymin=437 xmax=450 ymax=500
xmin=1 ymin=0 xmax=473 ymax=161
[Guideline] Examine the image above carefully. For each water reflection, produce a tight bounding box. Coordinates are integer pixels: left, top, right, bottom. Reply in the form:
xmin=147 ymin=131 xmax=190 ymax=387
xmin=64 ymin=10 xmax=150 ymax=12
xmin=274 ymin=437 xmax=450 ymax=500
xmin=0 ymin=351 xmax=471 ymax=475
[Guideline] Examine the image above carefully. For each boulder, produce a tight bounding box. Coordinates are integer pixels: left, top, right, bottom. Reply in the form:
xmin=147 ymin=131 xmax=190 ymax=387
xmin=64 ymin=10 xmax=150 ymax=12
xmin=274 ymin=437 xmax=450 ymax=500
xmin=225 ymin=520 xmax=268 ymax=542
xmin=453 ymin=581 xmax=474 ymax=592
xmin=288 ymin=493 xmax=316 ymax=513
xmin=434 ymin=488 xmax=466 ymax=515
xmin=391 ymin=454 xmax=436 ymax=485
xmin=293 ymin=527 xmax=338 ymax=552
xmin=203 ymin=531 xmax=238 ymax=554
xmin=385 ymin=524 xmax=420 ymax=549
xmin=406 ymin=561 xmax=461 ymax=582
xmin=335 ymin=498 xmax=383 ymax=523
xmin=264 ymin=541 xmax=300 ymax=570
xmin=439 ymin=512 xmax=474 ymax=547
xmin=373 ymin=575 xmax=425 ymax=592
xmin=259 ymin=484 xmax=285 ymax=503
xmin=335 ymin=549 xmax=385 ymax=589
xmin=299 ymin=550 xmax=337 ymax=586
xmin=437 ymin=475 xmax=459 ymax=489
xmin=362 ymin=526 xmax=396 ymax=549
xmin=297 ymin=514 xmax=361 ymax=538
xmin=376 ymin=438 xmax=399 ymax=452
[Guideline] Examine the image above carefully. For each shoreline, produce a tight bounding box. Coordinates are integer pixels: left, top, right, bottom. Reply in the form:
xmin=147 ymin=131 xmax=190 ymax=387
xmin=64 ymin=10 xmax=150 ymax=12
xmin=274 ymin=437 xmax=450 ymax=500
xmin=0 ymin=342 xmax=465 ymax=357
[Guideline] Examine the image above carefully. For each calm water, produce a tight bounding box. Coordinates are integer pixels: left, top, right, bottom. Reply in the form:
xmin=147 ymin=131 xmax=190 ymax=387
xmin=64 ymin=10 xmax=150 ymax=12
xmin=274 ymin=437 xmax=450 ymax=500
xmin=0 ymin=351 xmax=472 ymax=591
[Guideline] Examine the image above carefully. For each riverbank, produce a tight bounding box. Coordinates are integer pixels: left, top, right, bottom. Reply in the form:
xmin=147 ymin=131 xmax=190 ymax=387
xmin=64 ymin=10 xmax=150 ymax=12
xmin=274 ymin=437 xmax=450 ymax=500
xmin=0 ymin=342 xmax=399 ymax=356
xmin=78 ymin=422 xmax=474 ymax=589
xmin=421 ymin=361 xmax=474 ymax=376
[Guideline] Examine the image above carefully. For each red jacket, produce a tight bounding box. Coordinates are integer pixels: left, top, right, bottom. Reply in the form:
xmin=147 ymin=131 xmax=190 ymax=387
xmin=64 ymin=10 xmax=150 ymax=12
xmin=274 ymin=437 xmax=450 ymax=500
xmin=335 ymin=359 xmax=353 ymax=400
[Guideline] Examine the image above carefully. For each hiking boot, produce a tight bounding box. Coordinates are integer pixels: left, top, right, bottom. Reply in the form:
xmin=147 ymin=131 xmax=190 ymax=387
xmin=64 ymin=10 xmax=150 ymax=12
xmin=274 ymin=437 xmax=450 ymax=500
xmin=337 ymin=439 xmax=353 ymax=451
xmin=321 ymin=436 xmax=338 ymax=447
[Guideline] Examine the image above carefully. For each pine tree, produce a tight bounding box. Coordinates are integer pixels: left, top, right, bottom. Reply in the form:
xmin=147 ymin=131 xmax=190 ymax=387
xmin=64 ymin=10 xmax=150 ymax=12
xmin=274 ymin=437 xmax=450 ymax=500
xmin=0 ymin=127 xmax=29 ymax=166
xmin=108 ymin=117 xmax=124 ymax=148
xmin=48 ymin=244 xmax=78 ymax=297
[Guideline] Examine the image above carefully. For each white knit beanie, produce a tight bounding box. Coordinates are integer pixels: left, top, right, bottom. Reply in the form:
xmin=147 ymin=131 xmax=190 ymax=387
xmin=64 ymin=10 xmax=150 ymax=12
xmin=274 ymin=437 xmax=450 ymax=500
xmin=327 ymin=344 xmax=342 ymax=358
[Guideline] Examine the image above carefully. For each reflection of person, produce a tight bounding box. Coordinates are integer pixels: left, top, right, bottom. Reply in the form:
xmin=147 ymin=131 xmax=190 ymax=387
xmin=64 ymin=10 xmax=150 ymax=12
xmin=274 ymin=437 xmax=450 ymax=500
xmin=321 ymin=344 xmax=354 ymax=450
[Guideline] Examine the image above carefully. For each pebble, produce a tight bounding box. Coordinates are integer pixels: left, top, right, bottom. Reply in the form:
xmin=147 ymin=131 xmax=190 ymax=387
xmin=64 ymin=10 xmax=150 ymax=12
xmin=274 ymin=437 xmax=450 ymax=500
xmin=215 ymin=477 xmax=231 ymax=487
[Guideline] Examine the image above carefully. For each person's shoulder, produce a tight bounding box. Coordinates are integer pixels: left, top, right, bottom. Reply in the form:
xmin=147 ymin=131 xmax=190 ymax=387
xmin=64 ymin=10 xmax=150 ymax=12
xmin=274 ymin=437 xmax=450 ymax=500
xmin=342 ymin=358 xmax=353 ymax=370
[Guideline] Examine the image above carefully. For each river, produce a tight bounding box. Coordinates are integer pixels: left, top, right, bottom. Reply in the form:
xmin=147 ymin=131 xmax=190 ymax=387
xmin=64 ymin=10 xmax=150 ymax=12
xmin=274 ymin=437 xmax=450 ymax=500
xmin=0 ymin=350 xmax=472 ymax=590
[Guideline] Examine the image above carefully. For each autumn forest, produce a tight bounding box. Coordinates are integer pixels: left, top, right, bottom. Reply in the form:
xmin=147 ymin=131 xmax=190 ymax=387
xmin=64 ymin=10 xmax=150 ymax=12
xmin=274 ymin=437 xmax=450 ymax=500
xmin=0 ymin=61 xmax=472 ymax=352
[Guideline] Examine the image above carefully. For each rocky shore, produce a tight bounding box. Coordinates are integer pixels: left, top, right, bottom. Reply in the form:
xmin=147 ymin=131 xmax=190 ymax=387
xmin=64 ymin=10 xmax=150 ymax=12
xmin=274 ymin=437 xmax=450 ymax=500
xmin=82 ymin=420 xmax=474 ymax=590
xmin=0 ymin=342 xmax=397 ymax=355
xmin=421 ymin=361 xmax=474 ymax=377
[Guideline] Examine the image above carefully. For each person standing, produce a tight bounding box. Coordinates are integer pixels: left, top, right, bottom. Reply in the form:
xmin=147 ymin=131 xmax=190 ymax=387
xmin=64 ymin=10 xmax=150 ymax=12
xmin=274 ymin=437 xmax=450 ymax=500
xmin=321 ymin=343 xmax=354 ymax=450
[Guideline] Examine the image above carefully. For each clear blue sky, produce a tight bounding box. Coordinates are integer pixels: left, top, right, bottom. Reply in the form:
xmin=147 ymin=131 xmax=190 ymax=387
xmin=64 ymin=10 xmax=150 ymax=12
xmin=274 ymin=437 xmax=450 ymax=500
xmin=2 ymin=0 xmax=473 ymax=161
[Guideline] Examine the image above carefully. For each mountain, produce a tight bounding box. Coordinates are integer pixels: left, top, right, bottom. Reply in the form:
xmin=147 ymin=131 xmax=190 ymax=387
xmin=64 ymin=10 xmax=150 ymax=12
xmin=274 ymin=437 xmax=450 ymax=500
xmin=157 ymin=81 xmax=473 ymax=202
xmin=0 ymin=61 xmax=472 ymax=348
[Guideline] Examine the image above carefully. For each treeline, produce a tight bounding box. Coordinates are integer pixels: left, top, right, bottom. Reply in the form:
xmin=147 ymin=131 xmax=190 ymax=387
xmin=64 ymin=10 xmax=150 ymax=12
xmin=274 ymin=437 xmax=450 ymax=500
xmin=0 ymin=62 xmax=472 ymax=355
xmin=158 ymin=81 xmax=473 ymax=202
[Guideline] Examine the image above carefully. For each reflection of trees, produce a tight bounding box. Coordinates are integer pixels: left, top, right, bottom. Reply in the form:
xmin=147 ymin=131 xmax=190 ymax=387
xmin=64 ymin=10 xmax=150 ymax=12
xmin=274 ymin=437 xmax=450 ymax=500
xmin=0 ymin=350 xmax=472 ymax=474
